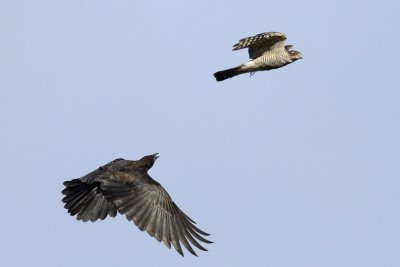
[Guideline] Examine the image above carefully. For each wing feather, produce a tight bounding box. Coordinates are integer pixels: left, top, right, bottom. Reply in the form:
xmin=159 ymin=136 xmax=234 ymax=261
xmin=101 ymin=175 xmax=211 ymax=256
xmin=161 ymin=209 xmax=172 ymax=248
xmin=62 ymin=179 xmax=116 ymax=221
xmin=233 ymin=32 xmax=287 ymax=59
xmin=61 ymin=159 xmax=124 ymax=222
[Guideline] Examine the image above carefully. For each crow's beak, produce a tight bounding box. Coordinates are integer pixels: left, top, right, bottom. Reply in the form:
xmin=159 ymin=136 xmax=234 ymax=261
xmin=152 ymin=153 xmax=159 ymax=160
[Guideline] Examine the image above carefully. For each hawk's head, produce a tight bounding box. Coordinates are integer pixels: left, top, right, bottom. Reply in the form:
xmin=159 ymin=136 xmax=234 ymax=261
xmin=289 ymin=50 xmax=302 ymax=62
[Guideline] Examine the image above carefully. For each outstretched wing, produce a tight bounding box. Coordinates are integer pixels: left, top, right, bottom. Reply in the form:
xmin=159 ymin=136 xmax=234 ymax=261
xmin=101 ymin=174 xmax=212 ymax=256
xmin=233 ymin=32 xmax=287 ymax=59
xmin=61 ymin=159 xmax=124 ymax=222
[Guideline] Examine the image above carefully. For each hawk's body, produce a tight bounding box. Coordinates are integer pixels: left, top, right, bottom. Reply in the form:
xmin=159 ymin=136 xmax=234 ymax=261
xmin=62 ymin=154 xmax=211 ymax=257
xmin=214 ymin=32 xmax=302 ymax=81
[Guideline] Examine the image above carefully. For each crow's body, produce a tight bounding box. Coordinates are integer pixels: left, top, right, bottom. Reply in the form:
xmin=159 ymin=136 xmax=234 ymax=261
xmin=62 ymin=154 xmax=211 ymax=256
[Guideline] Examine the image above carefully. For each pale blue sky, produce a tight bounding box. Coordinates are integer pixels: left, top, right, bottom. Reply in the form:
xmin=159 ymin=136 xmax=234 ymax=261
xmin=1 ymin=0 xmax=399 ymax=266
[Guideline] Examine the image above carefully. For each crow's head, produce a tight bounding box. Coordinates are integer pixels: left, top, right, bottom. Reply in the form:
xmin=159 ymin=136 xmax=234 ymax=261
xmin=137 ymin=153 xmax=159 ymax=171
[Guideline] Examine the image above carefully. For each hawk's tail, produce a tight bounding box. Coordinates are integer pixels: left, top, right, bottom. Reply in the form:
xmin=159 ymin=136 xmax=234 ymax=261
xmin=62 ymin=179 xmax=117 ymax=222
xmin=213 ymin=66 xmax=241 ymax=82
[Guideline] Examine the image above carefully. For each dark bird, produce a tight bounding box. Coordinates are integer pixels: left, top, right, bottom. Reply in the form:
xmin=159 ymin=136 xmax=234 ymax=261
xmin=62 ymin=153 xmax=212 ymax=256
xmin=214 ymin=32 xmax=302 ymax=81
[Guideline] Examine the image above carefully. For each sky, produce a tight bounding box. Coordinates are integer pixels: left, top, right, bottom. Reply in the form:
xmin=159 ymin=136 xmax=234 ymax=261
xmin=1 ymin=0 xmax=399 ymax=266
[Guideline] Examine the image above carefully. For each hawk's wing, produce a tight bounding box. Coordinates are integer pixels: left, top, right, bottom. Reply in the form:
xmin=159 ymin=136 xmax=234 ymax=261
xmin=61 ymin=159 xmax=124 ymax=222
xmin=233 ymin=32 xmax=287 ymax=59
xmin=101 ymin=174 xmax=212 ymax=256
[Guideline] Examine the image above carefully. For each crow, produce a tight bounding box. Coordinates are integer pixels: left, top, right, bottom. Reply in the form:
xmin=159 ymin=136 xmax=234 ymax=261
xmin=62 ymin=153 xmax=212 ymax=256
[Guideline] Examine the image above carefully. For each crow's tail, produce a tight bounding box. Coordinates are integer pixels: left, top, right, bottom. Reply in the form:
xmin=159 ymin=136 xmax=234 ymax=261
xmin=62 ymin=179 xmax=117 ymax=222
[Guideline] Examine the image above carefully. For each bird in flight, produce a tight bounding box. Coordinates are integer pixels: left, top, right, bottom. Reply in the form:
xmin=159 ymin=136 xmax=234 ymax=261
xmin=214 ymin=32 xmax=302 ymax=81
xmin=62 ymin=153 xmax=212 ymax=256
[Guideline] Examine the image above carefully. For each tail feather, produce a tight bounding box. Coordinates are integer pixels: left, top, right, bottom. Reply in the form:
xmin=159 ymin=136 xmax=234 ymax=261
xmin=62 ymin=179 xmax=117 ymax=222
xmin=213 ymin=66 xmax=241 ymax=82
